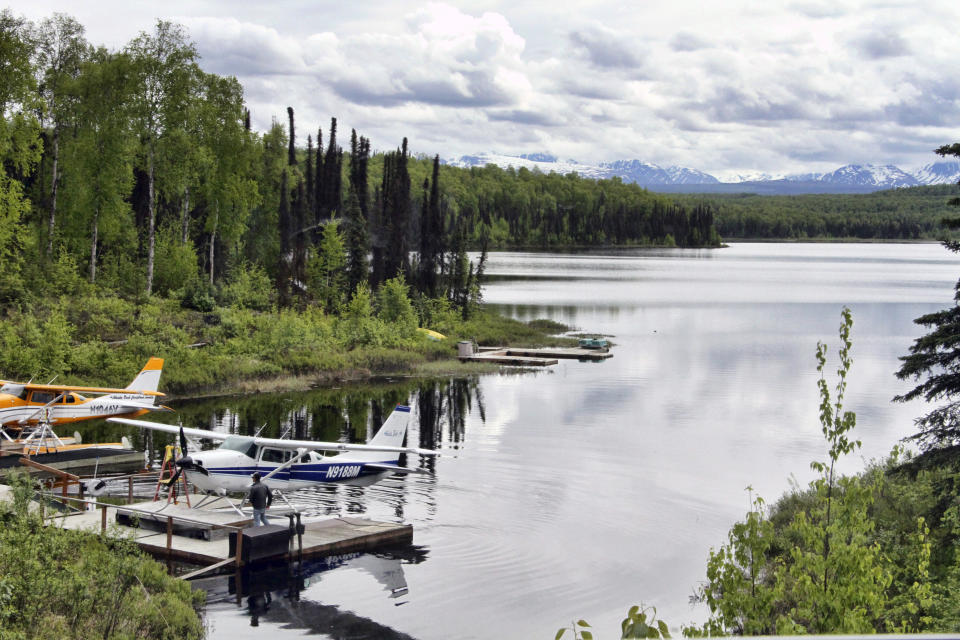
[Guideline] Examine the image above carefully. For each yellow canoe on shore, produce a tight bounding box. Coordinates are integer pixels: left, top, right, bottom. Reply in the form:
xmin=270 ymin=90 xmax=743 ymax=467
xmin=417 ymin=328 xmax=447 ymax=341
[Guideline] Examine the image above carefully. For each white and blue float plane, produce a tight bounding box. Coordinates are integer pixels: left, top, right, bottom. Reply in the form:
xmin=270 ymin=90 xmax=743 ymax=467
xmin=108 ymin=405 xmax=438 ymax=499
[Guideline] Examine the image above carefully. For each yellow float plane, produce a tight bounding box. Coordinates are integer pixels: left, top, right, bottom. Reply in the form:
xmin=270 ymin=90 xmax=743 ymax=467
xmin=0 ymin=358 xmax=168 ymax=438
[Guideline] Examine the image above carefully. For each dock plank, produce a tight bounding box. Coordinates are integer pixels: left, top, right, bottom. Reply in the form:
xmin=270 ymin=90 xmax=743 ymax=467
xmin=460 ymin=345 xmax=612 ymax=365
xmin=55 ymin=500 xmax=412 ymax=569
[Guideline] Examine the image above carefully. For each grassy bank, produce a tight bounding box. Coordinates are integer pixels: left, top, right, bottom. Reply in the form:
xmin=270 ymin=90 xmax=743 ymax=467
xmin=0 ymin=293 xmax=575 ymax=398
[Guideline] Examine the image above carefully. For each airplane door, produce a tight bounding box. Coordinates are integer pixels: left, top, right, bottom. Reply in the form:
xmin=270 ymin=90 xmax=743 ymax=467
xmin=257 ymin=447 xmax=291 ymax=482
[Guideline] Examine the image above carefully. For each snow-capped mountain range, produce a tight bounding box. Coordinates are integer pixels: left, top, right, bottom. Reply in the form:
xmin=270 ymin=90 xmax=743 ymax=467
xmin=444 ymin=153 xmax=960 ymax=195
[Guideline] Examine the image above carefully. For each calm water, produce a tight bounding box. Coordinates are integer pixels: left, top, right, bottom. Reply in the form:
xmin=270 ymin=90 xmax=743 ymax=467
xmin=191 ymin=242 xmax=957 ymax=639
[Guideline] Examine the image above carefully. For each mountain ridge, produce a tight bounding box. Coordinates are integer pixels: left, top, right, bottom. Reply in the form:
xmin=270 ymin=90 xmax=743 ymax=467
xmin=443 ymin=153 xmax=960 ymax=195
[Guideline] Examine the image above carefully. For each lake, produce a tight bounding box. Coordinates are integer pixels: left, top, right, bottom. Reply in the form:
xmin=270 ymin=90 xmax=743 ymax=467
xmin=197 ymin=242 xmax=958 ymax=639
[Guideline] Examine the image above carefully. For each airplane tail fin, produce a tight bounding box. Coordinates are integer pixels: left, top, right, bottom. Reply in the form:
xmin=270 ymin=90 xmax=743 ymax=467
xmin=99 ymin=358 xmax=164 ymax=403
xmin=337 ymin=405 xmax=411 ymax=461
xmin=127 ymin=358 xmax=164 ymax=394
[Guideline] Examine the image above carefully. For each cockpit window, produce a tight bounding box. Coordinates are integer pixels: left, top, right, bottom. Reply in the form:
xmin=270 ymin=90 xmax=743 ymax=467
xmin=259 ymin=447 xmax=292 ymax=463
xmin=29 ymin=391 xmax=55 ymax=405
xmin=220 ymin=436 xmax=257 ymax=459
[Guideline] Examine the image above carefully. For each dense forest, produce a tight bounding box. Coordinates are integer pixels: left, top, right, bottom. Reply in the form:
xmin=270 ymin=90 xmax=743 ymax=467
xmin=0 ymin=13 xmax=719 ymax=313
xmin=675 ymin=185 xmax=960 ymax=240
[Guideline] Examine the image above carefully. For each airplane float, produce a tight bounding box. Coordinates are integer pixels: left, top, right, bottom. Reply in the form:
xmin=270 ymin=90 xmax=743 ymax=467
xmin=108 ymin=405 xmax=438 ymax=498
xmin=0 ymin=358 xmax=168 ymax=442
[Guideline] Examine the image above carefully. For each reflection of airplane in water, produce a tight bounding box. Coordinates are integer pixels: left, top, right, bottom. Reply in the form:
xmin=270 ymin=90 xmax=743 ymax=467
xmin=193 ymin=547 xmax=427 ymax=636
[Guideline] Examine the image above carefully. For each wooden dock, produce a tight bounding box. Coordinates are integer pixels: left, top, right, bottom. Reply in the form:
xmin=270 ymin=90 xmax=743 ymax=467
xmin=460 ymin=345 xmax=613 ymax=366
xmin=53 ymin=499 xmax=411 ymax=569
xmin=0 ymin=448 xmax=143 ymax=479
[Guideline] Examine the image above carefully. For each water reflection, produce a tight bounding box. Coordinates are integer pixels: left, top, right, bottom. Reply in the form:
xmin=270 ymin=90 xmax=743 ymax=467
xmin=199 ymin=547 xmax=428 ymax=637
xmin=69 ymin=244 xmax=960 ymax=639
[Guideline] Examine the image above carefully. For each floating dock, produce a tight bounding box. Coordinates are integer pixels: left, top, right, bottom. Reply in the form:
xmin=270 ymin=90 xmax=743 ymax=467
xmin=459 ymin=345 xmax=613 ymax=366
xmin=53 ymin=499 xmax=412 ymax=572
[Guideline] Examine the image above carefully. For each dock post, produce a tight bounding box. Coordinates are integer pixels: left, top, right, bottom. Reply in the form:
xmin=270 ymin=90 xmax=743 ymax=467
xmin=296 ymin=513 xmax=303 ymax=568
xmin=166 ymin=516 xmax=173 ymax=553
xmin=127 ymin=477 xmax=133 ymax=504
xmin=235 ymin=528 xmax=244 ymax=569
xmin=101 ymin=505 xmax=107 ymax=534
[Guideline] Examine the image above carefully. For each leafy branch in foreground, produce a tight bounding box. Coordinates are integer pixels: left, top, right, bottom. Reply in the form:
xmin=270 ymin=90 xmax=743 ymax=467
xmin=556 ymin=604 xmax=671 ymax=640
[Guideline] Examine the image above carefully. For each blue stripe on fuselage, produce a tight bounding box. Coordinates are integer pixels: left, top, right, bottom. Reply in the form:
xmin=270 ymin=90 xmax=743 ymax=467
xmin=205 ymin=461 xmax=395 ymax=482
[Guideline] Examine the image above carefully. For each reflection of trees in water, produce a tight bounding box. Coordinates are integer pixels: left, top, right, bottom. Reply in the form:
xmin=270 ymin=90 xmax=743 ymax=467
xmin=417 ymin=377 xmax=483 ymax=452
xmin=113 ymin=376 xmax=486 ymax=465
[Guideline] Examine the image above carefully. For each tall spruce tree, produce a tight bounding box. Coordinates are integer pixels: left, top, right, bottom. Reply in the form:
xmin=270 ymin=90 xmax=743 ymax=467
xmin=343 ymin=188 xmax=369 ymax=294
xmin=293 ymin=180 xmax=306 ymax=293
xmin=277 ymin=169 xmax=291 ymax=305
xmin=305 ymin=134 xmax=314 ymax=217
xmin=418 ymin=155 xmax=443 ymax=297
xmin=895 ymin=142 xmax=960 ymax=461
xmin=313 ymin=126 xmax=323 ymax=220
xmin=381 ymin=138 xmax=411 ymax=281
xmin=345 ymin=128 xmax=370 ymax=292
xmin=286 ymin=106 xmax=296 ymax=166
xmin=318 ymin=117 xmax=341 ymax=221
xmin=370 ymin=184 xmax=386 ymax=288
xmin=348 ymin=129 xmax=370 ymax=219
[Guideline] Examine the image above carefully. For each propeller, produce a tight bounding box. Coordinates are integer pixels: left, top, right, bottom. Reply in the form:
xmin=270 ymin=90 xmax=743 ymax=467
xmin=165 ymin=425 xmax=209 ymax=485
xmin=82 ymin=478 xmax=107 ymax=496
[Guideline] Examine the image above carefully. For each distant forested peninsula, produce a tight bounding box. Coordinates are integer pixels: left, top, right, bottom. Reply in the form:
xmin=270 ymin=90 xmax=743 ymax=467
xmin=674 ymin=185 xmax=960 ymax=240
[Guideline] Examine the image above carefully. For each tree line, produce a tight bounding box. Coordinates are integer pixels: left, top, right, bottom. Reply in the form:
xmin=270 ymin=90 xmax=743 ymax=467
xmin=0 ymin=12 xmax=720 ymax=323
xmin=675 ymin=185 xmax=960 ymax=240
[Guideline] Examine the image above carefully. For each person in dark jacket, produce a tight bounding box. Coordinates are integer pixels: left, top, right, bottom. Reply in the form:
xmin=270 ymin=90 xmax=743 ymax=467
xmin=248 ymin=472 xmax=272 ymax=525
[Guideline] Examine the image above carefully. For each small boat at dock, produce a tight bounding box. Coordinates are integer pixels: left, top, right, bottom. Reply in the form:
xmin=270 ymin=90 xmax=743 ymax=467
xmin=578 ymin=337 xmax=608 ymax=349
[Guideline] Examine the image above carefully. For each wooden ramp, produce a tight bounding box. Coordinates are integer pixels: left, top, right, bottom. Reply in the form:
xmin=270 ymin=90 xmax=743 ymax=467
xmin=0 ymin=448 xmax=143 ymax=478
xmin=54 ymin=500 xmax=412 ymax=568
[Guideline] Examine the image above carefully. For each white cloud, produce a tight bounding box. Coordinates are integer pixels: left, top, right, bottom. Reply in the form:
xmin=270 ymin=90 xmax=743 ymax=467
xmin=11 ymin=0 xmax=960 ymax=175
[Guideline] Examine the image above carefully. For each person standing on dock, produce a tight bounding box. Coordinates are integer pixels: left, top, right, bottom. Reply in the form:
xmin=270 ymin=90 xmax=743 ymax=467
xmin=249 ymin=472 xmax=272 ymax=525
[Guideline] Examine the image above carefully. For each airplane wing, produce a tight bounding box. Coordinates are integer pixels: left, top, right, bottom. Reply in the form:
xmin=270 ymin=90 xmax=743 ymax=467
xmin=252 ymin=434 xmax=439 ymax=456
xmin=108 ymin=418 xmax=224 ymax=440
xmin=1 ymin=381 xmax=164 ymax=396
xmin=108 ymin=417 xmax=440 ymax=456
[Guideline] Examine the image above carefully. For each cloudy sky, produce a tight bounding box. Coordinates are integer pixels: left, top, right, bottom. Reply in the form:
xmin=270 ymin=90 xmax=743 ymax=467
xmin=9 ymin=0 xmax=960 ymax=178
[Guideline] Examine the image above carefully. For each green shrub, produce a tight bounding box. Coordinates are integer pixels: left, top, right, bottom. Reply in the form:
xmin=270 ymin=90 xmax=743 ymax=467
xmin=180 ymin=279 xmax=216 ymax=312
xmin=0 ymin=472 xmax=205 ymax=639
xmin=153 ymin=226 xmax=200 ymax=296
xmin=377 ymin=275 xmax=418 ymax=339
xmin=219 ymin=262 xmax=273 ymax=310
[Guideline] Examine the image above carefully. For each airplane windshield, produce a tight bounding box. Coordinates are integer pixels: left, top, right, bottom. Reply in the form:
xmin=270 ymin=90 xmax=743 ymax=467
xmin=0 ymin=383 xmax=27 ymax=399
xmin=220 ymin=436 xmax=257 ymax=459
